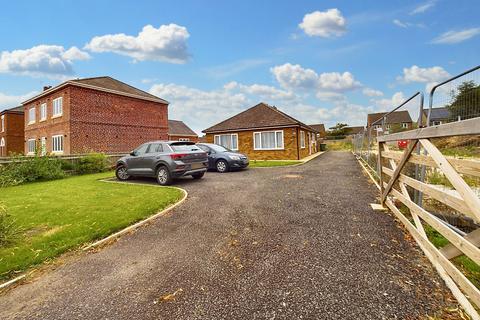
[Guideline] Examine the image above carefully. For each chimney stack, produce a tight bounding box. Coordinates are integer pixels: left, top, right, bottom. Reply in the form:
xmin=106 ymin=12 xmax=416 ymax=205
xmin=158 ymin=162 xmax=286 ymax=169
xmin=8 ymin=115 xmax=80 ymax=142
xmin=43 ymin=85 xmax=52 ymax=91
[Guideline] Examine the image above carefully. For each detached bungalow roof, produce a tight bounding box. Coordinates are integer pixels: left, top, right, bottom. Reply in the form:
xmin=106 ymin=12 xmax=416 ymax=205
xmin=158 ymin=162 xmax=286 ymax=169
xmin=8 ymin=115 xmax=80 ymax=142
xmin=309 ymin=124 xmax=326 ymax=134
xmin=168 ymin=120 xmax=197 ymax=137
xmin=203 ymin=102 xmax=318 ymax=133
xmin=23 ymin=76 xmax=168 ymax=105
xmin=367 ymin=111 xmax=412 ymax=126
xmin=422 ymin=107 xmax=451 ymax=121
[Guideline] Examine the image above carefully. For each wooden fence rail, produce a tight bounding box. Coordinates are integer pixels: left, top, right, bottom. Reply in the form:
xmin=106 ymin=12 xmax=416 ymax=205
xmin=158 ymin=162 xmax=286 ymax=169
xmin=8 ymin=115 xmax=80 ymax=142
xmin=376 ymin=122 xmax=480 ymax=319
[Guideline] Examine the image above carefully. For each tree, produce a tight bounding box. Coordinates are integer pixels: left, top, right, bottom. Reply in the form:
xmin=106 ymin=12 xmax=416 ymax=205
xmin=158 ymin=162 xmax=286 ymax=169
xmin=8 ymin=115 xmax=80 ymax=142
xmin=446 ymin=80 xmax=480 ymax=121
xmin=327 ymin=123 xmax=348 ymax=137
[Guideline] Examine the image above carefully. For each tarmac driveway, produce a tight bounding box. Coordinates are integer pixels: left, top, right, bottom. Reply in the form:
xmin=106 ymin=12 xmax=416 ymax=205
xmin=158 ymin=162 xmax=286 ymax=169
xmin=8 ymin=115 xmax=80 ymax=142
xmin=0 ymin=151 xmax=452 ymax=319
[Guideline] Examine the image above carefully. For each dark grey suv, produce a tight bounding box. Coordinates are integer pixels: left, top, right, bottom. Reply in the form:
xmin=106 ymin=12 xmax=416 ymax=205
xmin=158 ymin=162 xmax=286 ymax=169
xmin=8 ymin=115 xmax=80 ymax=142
xmin=197 ymin=143 xmax=249 ymax=173
xmin=116 ymin=141 xmax=208 ymax=185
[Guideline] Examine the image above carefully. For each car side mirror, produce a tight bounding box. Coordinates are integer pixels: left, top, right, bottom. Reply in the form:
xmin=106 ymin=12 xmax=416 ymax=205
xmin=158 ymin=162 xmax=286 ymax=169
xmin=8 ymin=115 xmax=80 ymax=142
xmin=130 ymin=151 xmax=137 ymax=156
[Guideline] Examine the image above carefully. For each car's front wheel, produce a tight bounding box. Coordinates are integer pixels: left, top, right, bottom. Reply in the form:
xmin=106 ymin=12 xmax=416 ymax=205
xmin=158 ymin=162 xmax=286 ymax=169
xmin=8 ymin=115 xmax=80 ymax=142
xmin=192 ymin=172 xmax=205 ymax=179
xmin=156 ymin=166 xmax=172 ymax=186
xmin=216 ymin=159 xmax=229 ymax=173
xmin=115 ymin=165 xmax=130 ymax=181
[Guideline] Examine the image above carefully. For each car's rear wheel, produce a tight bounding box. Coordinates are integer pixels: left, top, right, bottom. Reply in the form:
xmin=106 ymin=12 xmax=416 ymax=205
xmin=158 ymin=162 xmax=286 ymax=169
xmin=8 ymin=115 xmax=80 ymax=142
xmin=216 ymin=159 xmax=229 ymax=173
xmin=192 ymin=172 xmax=205 ymax=179
xmin=116 ymin=165 xmax=130 ymax=181
xmin=156 ymin=166 xmax=172 ymax=186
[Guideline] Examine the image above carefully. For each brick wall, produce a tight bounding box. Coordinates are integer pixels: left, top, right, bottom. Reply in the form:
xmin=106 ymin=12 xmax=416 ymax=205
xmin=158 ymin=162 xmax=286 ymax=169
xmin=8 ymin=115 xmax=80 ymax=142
xmin=168 ymin=135 xmax=199 ymax=142
xmin=0 ymin=112 xmax=25 ymax=156
xmin=24 ymin=87 xmax=71 ymax=154
xmin=205 ymin=127 xmax=317 ymax=160
xmin=69 ymin=86 xmax=168 ymax=153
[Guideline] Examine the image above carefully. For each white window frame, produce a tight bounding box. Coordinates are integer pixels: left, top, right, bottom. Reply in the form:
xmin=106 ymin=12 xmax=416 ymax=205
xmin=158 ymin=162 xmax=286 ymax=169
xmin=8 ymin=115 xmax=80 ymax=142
xmin=40 ymin=103 xmax=47 ymax=121
xmin=52 ymin=97 xmax=63 ymax=118
xmin=51 ymin=135 xmax=64 ymax=154
xmin=27 ymin=139 xmax=36 ymax=155
xmin=0 ymin=137 xmax=5 ymax=147
xmin=300 ymin=130 xmax=305 ymax=149
xmin=178 ymin=138 xmax=190 ymax=142
xmin=40 ymin=137 xmax=47 ymax=156
xmin=1 ymin=115 xmax=4 ymax=132
xmin=253 ymin=130 xmax=284 ymax=151
xmin=214 ymin=133 xmax=238 ymax=151
xmin=28 ymin=107 xmax=36 ymax=124
xmin=401 ymin=123 xmax=408 ymax=129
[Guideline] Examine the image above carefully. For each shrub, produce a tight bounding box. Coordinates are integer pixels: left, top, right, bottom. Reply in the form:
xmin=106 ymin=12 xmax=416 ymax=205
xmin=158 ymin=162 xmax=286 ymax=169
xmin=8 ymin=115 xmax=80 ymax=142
xmin=76 ymin=153 xmax=110 ymax=174
xmin=0 ymin=204 xmax=20 ymax=247
xmin=0 ymin=155 xmax=65 ymax=188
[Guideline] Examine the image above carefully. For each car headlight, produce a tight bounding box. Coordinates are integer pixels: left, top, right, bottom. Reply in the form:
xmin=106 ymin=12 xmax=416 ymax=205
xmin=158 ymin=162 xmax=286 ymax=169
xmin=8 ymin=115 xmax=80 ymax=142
xmin=229 ymin=155 xmax=240 ymax=160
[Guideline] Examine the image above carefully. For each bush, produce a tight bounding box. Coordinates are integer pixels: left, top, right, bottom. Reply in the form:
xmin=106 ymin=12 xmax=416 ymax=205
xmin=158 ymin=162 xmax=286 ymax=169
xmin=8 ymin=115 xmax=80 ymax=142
xmin=0 ymin=155 xmax=65 ymax=188
xmin=76 ymin=153 xmax=110 ymax=174
xmin=0 ymin=204 xmax=20 ymax=247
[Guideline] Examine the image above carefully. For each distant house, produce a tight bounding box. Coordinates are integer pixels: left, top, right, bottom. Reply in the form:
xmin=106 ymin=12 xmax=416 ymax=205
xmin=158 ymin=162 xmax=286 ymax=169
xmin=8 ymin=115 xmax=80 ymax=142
xmin=367 ymin=111 xmax=413 ymax=133
xmin=422 ymin=107 xmax=451 ymax=126
xmin=22 ymin=76 xmax=169 ymax=155
xmin=309 ymin=124 xmax=326 ymax=138
xmin=202 ymin=102 xmax=318 ymax=160
xmin=345 ymin=126 xmax=365 ymax=137
xmin=0 ymin=106 xmax=24 ymax=157
xmin=168 ymin=120 xmax=198 ymax=142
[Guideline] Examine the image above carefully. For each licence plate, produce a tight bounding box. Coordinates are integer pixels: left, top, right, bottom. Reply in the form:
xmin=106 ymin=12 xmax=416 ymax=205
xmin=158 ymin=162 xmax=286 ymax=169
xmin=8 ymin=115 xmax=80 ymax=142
xmin=191 ymin=163 xmax=203 ymax=169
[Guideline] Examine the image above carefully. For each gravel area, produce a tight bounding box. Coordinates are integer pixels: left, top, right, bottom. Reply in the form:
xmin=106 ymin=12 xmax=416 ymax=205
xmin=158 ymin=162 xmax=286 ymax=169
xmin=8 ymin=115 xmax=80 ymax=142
xmin=0 ymin=151 xmax=453 ymax=319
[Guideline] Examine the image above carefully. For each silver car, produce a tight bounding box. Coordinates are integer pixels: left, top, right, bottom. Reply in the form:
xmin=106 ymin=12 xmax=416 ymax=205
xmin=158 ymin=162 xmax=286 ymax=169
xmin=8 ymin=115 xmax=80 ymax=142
xmin=115 ymin=141 xmax=208 ymax=185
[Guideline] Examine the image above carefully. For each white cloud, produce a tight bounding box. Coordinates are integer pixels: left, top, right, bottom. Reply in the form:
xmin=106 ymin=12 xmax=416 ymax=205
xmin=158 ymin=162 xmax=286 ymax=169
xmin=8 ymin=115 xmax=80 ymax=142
xmin=299 ymin=9 xmax=347 ymax=38
xmin=374 ymin=92 xmax=406 ymax=110
xmin=398 ymin=65 xmax=450 ymax=83
xmin=270 ymin=63 xmax=318 ymax=90
xmin=85 ymin=24 xmax=190 ymax=63
xmin=0 ymin=45 xmax=90 ymax=78
xmin=362 ymin=88 xmax=383 ymax=97
xmin=410 ymin=1 xmax=436 ymax=15
xmin=393 ymin=19 xmax=409 ymax=28
xmin=224 ymin=81 xmax=296 ymax=101
xmin=431 ymin=28 xmax=480 ymax=44
xmin=270 ymin=63 xmax=361 ymax=93
xmin=0 ymin=91 xmax=38 ymax=111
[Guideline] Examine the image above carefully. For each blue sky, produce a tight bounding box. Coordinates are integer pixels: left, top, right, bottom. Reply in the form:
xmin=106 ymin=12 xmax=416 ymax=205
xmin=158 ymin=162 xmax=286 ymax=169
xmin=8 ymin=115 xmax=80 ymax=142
xmin=0 ymin=0 xmax=479 ymax=133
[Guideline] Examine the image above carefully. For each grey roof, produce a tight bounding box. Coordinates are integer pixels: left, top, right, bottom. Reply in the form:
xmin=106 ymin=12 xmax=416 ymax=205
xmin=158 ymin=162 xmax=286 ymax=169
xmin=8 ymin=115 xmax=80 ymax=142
xmin=423 ymin=107 xmax=451 ymax=121
xmin=168 ymin=120 xmax=198 ymax=136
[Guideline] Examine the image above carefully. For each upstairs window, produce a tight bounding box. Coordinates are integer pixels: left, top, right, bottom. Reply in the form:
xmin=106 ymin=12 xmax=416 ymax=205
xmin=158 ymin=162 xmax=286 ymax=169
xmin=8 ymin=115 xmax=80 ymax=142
xmin=52 ymin=135 xmax=64 ymax=153
xmin=214 ymin=134 xmax=238 ymax=150
xmin=27 ymin=139 xmax=36 ymax=154
xmin=401 ymin=123 xmax=408 ymax=129
xmin=53 ymin=97 xmax=63 ymax=117
xmin=28 ymin=107 xmax=36 ymax=124
xmin=253 ymin=130 xmax=284 ymax=150
xmin=40 ymin=103 xmax=47 ymax=121
xmin=1 ymin=115 xmax=4 ymax=132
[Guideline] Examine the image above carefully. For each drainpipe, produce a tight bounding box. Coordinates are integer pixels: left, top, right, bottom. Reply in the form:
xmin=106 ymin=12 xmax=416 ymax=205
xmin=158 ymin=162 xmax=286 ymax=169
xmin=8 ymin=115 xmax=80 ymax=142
xmin=296 ymin=127 xmax=300 ymax=160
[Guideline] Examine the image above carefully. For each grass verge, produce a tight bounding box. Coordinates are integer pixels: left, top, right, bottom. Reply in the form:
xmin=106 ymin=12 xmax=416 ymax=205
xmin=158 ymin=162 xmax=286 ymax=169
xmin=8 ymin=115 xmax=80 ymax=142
xmin=249 ymin=160 xmax=302 ymax=168
xmin=0 ymin=171 xmax=182 ymax=281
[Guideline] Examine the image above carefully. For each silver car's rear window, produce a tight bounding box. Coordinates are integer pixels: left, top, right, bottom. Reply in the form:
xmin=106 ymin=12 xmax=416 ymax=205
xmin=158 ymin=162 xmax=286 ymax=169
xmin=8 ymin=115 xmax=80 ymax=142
xmin=170 ymin=144 xmax=202 ymax=152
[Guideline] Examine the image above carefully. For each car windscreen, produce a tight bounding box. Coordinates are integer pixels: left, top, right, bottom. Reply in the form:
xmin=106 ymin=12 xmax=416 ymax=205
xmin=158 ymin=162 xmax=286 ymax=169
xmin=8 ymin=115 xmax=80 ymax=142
xmin=208 ymin=144 xmax=231 ymax=152
xmin=170 ymin=143 xmax=202 ymax=152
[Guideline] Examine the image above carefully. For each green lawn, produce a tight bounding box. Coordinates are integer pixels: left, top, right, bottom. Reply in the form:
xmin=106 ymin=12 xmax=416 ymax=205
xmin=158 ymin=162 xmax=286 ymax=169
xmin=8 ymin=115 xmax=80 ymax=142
xmin=249 ymin=160 xmax=302 ymax=167
xmin=0 ymin=172 xmax=182 ymax=280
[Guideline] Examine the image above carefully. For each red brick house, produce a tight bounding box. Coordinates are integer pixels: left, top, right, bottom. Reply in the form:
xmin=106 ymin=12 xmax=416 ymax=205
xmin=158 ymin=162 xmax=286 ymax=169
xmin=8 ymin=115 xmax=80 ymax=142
xmin=202 ymin=102 xmax=318 ymax=160
xmin=22 ymin=76 xmax=169 ymax=155
xmin=168 ymin=120 xmax=198 ymax=142
xmin=0 ymin=106 xmax=25 ymax=157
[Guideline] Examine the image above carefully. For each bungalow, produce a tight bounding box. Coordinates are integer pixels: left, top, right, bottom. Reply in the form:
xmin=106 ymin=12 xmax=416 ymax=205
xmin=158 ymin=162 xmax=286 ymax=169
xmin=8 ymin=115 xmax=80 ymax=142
xmin=168 ymin=120 xmax=198 ymax=142
xmin=422 ymin=107 xmax=451 ymax=126
xmin=345 ymin=126 xmax=365 ymax=138
xmin=309 ymin=124 xmax=326 ymax=138
xmin=0 ymin=106 xmax=24 ymax=157
xmin=367 ymin=111 xmax=413 ymax=134
xmin=202 ymin=102 xmax=318 ymax=160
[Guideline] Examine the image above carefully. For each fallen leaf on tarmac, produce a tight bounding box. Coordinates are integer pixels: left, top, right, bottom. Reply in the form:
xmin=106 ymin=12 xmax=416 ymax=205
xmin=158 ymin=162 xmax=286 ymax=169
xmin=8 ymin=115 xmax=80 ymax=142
xmin=158 ymin=288 xmax=184 ymax=302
